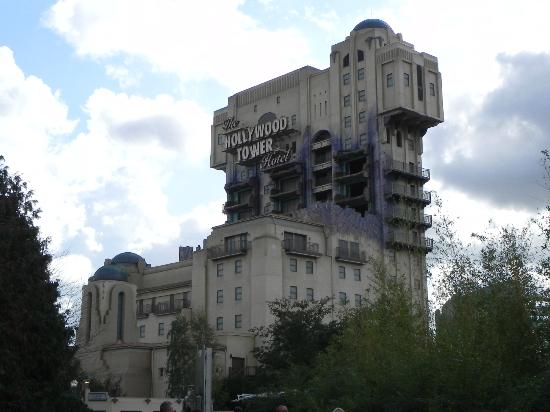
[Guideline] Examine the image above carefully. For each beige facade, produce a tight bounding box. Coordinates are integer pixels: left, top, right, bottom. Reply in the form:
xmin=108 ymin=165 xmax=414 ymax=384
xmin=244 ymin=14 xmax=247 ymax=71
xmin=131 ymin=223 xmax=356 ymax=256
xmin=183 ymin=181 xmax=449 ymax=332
xmin=76 ymin=18 xmax=443 ymax=404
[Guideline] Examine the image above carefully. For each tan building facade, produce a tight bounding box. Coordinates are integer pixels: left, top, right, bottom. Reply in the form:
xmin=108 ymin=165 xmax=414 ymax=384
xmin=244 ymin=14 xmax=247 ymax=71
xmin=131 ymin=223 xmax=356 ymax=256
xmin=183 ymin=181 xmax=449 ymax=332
xmin=76 ymin=18 xmax=443 ymax=402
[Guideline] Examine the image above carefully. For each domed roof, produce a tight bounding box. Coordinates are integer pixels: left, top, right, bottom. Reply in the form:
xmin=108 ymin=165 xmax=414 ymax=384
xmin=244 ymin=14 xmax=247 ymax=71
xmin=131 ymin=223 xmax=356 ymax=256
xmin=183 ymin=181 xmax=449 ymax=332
xmin=111 ymin=251 xmax=144 ymax=264
xmin=91 ymin=266 xmax=128 ymax=282
xmin=353 ymin=18 xmax=392 ymax=32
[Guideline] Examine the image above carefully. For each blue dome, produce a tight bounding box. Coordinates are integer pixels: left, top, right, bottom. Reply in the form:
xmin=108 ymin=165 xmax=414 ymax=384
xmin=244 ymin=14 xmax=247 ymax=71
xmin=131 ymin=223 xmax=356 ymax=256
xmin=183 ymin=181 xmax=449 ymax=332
xmin=353 ymin=18 xmax=392 ymax=32
xmin=111 ymin=251 xmax=144 ymax=264
xmin=91 ymin=266 xmax=128 ymax=282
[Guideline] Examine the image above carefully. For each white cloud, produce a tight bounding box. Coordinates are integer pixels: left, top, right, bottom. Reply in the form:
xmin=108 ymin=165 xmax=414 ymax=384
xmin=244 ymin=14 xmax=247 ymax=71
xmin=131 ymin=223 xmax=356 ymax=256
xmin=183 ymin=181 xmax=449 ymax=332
xmin=105 ymin=64 xmax=141 ymax=88
xmin=303 ymin=6 xmax=339 ymax=33
xmin=44 ymin=0 xmax=312 ymax=92
xmin=51 ymin=253 xmax=93 ymax=284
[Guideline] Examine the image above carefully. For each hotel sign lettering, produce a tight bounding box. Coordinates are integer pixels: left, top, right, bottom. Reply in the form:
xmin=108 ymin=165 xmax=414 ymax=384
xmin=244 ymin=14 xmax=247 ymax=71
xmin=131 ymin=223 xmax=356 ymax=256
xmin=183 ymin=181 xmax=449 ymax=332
xmin=223 ymin=116 xmax=289 ymax=163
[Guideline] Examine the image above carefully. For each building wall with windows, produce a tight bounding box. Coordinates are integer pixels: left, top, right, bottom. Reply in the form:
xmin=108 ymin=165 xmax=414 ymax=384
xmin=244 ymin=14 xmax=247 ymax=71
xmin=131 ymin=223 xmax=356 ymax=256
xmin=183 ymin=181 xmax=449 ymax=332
xmin=77 ymin=18 xmax=443 ymax=404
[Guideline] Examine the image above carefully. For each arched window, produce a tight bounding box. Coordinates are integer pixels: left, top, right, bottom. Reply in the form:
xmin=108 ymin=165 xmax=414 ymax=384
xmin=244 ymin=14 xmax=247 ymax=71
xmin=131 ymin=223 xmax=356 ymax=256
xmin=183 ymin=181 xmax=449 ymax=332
xmin=117 ymin=292 xmax=125 ymax=341
xmin=86 ymin=292 xmax=92 ymax=342
xmin=343 ymin=54 xmax=349 ymax=67
xmin=357 ymin=50 xmax=364 ymax=62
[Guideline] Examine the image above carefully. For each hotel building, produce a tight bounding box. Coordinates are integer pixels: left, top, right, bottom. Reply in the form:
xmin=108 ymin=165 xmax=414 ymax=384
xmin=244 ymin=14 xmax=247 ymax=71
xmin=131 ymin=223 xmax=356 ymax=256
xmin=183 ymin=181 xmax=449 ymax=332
xmin=76 ymin=18 xmax=443 ymax=403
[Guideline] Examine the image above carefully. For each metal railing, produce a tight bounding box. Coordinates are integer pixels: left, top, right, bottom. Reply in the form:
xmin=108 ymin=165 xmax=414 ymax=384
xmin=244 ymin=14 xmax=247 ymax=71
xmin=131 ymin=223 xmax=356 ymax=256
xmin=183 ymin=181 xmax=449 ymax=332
xmin=282 ymin=238 xmax=321 ymax=256
xmin=385 ymin=183 xmax=431 ymax=204
xmin=387 ymin=231 xmax=434 ymax=251
xmin=335 ymin=247 xmax=367 ymax=263
xmin=385 ymin=159 xmax=430 ymax=180
xmin=208 ymin=241 xmax=251 ymax=260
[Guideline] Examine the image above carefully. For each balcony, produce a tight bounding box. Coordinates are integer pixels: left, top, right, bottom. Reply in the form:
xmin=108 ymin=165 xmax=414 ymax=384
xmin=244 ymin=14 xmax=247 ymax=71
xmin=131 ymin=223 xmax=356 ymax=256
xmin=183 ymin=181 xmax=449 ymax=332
xmin=282 ymin=238 xmax=322 ymax=258
xmin=333 ymin=147 xmax=368 ymax=162
xmin=228 ymin=366 xmax=257 ymax=377
xmin=136 ymin=300 xmax=191 ymax=318
xmin=207 ymin=241 xmax=251 ymax=260
xmin=312 ymin=182 xmax=332 ymax=194
xmin=335 ymin=247 xmax=367 ymax=264
xmin=270 ymin=184 xmax=301 ymax=200
xmin=334 ymin=169 xmax=368 ymax=184
xmin=384 ymin=159 xmax=430 ymax=182
xmin=224 ymin=176 xmax=258 ymax=193
xmin=387 ymin=208 xmax=432 ymax=229
xmin=334 ymin=189 xmax=369 ymax=208
xmin=312 ymin=138 xmax=331 ymax=151
xmin=385 ymin=183 xmax=431 ymax=205
xmin=312 ymin=160 xmax=332 ymax=172
xmin=421 ymin=214 xmax=433 ymax=228
xmin=387 ymin=231 xmax=434 ymax=253
xmin=262 ymin=160 xmax=302 ymax=178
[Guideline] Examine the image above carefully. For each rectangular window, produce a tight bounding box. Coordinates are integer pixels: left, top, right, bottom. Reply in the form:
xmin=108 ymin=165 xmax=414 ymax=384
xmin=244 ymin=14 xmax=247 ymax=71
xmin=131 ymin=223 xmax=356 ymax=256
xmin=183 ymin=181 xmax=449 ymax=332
xmin=305 ymin=260 xmax=313 ymax=274
xmin=217 ymin=263 xmax=223 ymax=277
xmin=396 ymin=132 xmax=402 ymax=147
xmin=343 ymin=95 xmax=351 ymax=107
xmin=339 ymin=292 xmax=347 ymax=305
xmin=344 ymin=116 xmax=351 ymax=128
xmin=338 ymin=266 xmax=346 ymax=279
xmin=358 ymin=111 xmax=366 ymax=123
xmin=386 ymin=128 xmax=391 ymax=144
xmin=159 ymin=367 xmax=165 ymax=377
xmin=417 ymin=65 xmax=424 ymax=101
xmin=289 ymin=258 xmax=297 ymax=272
xmin=359 ymin=133 xmax=367 ymax=146
xmin=429 ymin=82 xmax=435 ymax=96
xmin=216 ymin=289 xmax=224 ymax=304
xmin=357 ymin=68 xmax=365 ymax=80
xmin=289 ymin=286 xmax=297 ymax=300
xmin=235 ymin=314 xmax=242 ymax=329
xmin=216 ymin=317 xmax=223 ymax=331
xmin=343 ymin=73 xmax=351 ymax=85
xmin=217 ymin=134 xmax=224 ymax=145
xmin=306 ymin=288 xmax=314 ymax=302
xmin=235 ymin=287 xmax=242 ymax=301
xmin=386 ymin=73 xmax=394 ymax=88
xmin=139 ymin=325 xmax=145 ymax=338
xmin=158 ymin=322 xmax=165 ymax=336
xmin=225 ymin=233 xmax=248 ymax=253
xmin=355 ymin=294 xmax=362 ymax=306
xmin=344 ymin=137 xmax=352 ymax=149
xmin=276 ymin=96 xmax=280 ymax=104
xmin=354 ymin=268 xmax=361 ymax=281
xmin=235 ymin=259 xmax=242 ymax=274
xmin=358 ymin=90 xmax=365 ymax=102
xmin=291 ymin=114 xmax=297 ymax=126
xmin=403 ymin=73 xmax=410 ymax=87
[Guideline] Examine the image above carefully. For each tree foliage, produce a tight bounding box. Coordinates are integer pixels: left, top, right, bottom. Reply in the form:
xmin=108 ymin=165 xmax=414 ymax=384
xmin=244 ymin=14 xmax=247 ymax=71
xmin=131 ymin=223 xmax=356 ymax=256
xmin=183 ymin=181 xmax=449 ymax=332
xmin=166 ymin=311 xmax=215 ymax=398
xmin=0 ymin=156 xmax=89 ymax=411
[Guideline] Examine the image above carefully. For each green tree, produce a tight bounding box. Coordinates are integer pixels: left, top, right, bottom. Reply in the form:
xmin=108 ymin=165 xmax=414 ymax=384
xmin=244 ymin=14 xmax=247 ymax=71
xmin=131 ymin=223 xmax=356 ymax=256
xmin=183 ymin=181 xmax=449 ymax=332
xmin=0 ymin=156 xmax=89 ymax=411
xmin=293 ymin=273 xmax=433 ymax=412
xmin=166 ymin=311 xmax=215 ymax=398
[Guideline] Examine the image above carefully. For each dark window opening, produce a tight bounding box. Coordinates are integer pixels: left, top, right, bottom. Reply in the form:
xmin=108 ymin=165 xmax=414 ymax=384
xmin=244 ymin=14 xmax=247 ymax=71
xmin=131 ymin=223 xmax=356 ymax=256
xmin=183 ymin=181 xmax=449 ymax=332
xmin=314 ymin=147 xmax=331 ymax=165
xmin=314 ymin=169 xmax=332 ymax=187
xmin=417 ymin=65 xmax=424 ymax=101
xmin=357 ymin=50 xmax=364 ymax=62
xmin=117 ymin=292 xmax=125 ymax=341
xmin=343 ymin=54 xmax=349 ymax=67
xmin=348 ymin=158 xmax=365 ymax=174
xmin=396 ymin=131 xmax=402 ymax=147
xmin=315 ymin=191 xmax=332 ymax=202
xmin=386 ymin=128 xmax=391 ymax=143
xmin=313 ymin=131 xmax=331 ymax=143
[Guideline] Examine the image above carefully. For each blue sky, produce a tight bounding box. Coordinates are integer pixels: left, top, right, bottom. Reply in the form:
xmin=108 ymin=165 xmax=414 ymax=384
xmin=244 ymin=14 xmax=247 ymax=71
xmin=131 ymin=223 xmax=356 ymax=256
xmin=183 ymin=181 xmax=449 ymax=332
xmin=0 ymin=0 xmax=548 ymax=283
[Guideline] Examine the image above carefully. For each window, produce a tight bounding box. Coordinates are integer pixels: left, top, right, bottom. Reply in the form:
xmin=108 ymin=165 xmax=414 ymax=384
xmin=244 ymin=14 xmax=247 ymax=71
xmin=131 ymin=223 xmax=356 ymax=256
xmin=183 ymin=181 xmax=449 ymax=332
xmin=338 ymin=266 xmax=346 ymax=279
xmin=429 ymin=82 xmax=435 ymax=96
xmin=344 ymin=138 xmax=352 ymax=149
xmin=343 ymin=73 xmax=351 ymax=85
xmin=253 ymin=104 xmax=257 ymax=112
xmin=235 ymin=259 xmax=242 ymax=274
xmin=408 ymin=139 xmax=415 ymax=151
xmin=385 ymin=128 xmax=391 ymax=144
xmin=357 ymin=68 xmax=365 ymax=80
xmin=289 ymin=286 xmax=298 ymax=300
xmin=158 ymin=322 xmax=165 ymax=336
xmin=306 ymin=260 xmax=314 ymax=274
xmin=291 ymin=114 xmax=297 ymax=126
xmin=216 ymin=317 xmax=223 ymax=330
xmin=159 ymin=367 xmax=165 ymax=377
xmin=344 ymin=116 xmax=351 ymax=128
xmin=289 ymin=258 xmax=297 ymax=272
xmin=354 ymin=268 xmax=361 ymax=281
xmin=358 ymin=111 xmax=366 ymax=123
xmin=339 ymin=292 xmax=347 ymax=305
xmin=217 ymin=263 xmax=224 ymax=277
xmin=343 ymin=95 xmax=351 ymax=107
xmin=235 ymin=287 xmax=242 ymax=301
xmin=276 ymin=96 xmax=280 ymax=104
xmin=409 ymin=161 xmax=415 ymax=173
xmin=403 ymin=73 xmax=410 ymax=87
xmin=292 ymin=141 xmax=296 ymax=153
xmin=306 ymin=288 xmax=314 ymax=302
xmin=117 ymin=292 xmax=124 ymax=341
xmin=386 ymin=73 xmax=394 ymax=88
xmin=235 ymin=314 xmax=242 ymax=329
xmin=139 ymin=325 xmax=145 ymax=338
xmin=217 ymin=289 xmax=224 ymax=304
xmin=217 ymin=134 xmax=224 ymax=145
xmin=358 ymin=90 xmax=365 ymax=102
xmin=417 ymin=65 xmax=424 ymax=101
xmin=357 ymin=49 xmax=364 ymax=62
xmin=396 ymin=131 xmax=402 ymax=147
xmin=343 ymin=54 xmax=349 ymax=67
xmin=359 ymin=133 xmax=367 ymax=146
xmin=355 ymin=294 xmax=362 ymax=306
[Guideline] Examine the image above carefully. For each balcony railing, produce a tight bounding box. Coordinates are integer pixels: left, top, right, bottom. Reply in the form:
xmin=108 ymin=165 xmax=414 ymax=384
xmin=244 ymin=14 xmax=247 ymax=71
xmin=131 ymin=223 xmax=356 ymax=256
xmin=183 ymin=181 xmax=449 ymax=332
xmin=335 ymin=247 xmax=367 ymax=264
xmin=387 ymin=231 xmax=434 ymax=252
xmin=385 ymin=159 xmax=430 ymax=181
xmin=208 ymin=241 xmax=251 ymax=260
xmin=388 ymin=208 xmax=432 ymax=228
xmin=136 ymin=300 xmax=191 ymax=317
xmin=282 ymin=238 xmax=322 ymax=257
xmin=228 ymin=366 xmax=257 ymax=377
xmin=385 ymin=183 xmax=431 ymax=205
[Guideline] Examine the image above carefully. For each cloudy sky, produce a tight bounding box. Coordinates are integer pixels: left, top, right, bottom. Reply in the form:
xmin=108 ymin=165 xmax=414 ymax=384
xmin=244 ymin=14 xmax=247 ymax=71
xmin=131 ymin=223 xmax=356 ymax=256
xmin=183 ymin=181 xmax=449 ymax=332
xmin=1 ymin=0 xmax=548 ymax=284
